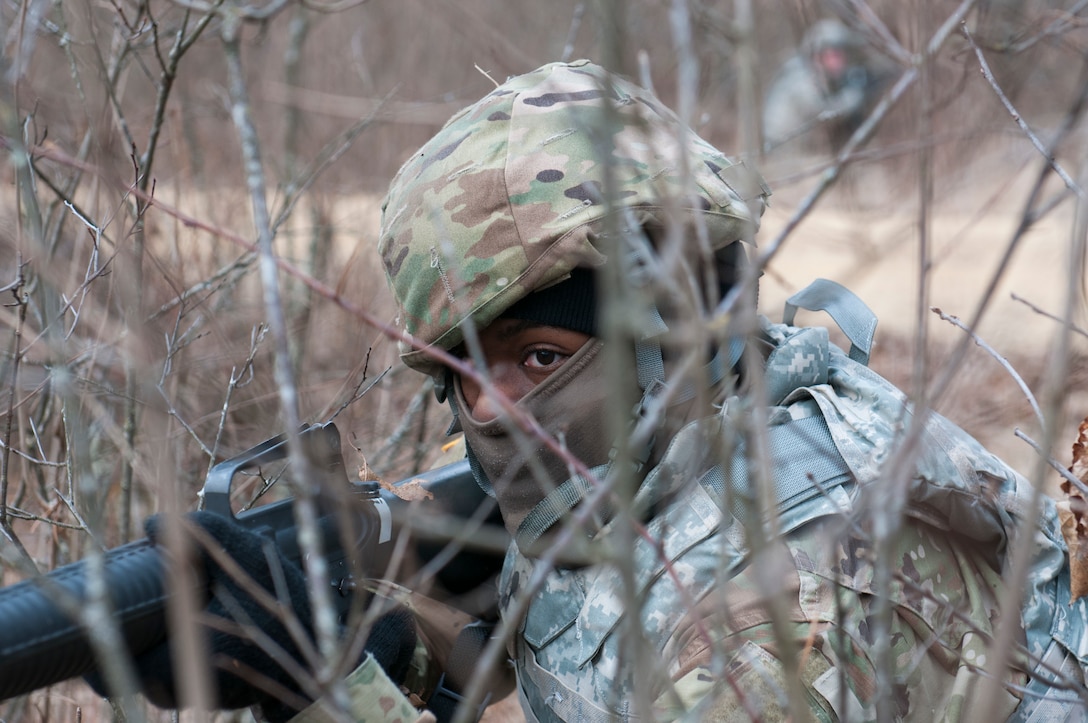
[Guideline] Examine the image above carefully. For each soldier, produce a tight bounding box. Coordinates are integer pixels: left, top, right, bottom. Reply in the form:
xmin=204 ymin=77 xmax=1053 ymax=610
xmin=99 ymin=61 xmax=1086 ymax=721
xmin=762 ymin=19 xmax=887 ymax=154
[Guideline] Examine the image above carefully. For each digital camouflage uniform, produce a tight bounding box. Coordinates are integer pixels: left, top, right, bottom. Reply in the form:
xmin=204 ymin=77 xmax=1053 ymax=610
xmin=299 ymin=61 xmax=1088 ymax=721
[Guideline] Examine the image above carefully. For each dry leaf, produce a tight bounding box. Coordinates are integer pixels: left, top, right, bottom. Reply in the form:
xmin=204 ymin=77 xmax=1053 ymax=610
xmin=359 ymin=448 xmax=435 ymax=501
xmin=1060 ymin=417 xmax=1088 ymax=602
xmin=379 ymin=477 xmax=434 ymax=502
xmin=358 ymin=454 xmax=383 ymax=484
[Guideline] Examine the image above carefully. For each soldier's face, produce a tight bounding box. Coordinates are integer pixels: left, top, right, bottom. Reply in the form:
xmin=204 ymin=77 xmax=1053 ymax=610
xmin=458 ymin=319 xmax=592 ymax=423
xmin=818 ymin=47 xmax=848 ymax=77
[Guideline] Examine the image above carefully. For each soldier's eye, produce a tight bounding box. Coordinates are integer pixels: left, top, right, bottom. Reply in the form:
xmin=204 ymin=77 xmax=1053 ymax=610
xmin=525 ymin=349 xmax=562 ymax=369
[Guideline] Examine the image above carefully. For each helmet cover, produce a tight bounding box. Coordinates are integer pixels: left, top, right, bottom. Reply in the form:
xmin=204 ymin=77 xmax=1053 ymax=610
xmin=378 ymin=59 xmax=769 ymax=374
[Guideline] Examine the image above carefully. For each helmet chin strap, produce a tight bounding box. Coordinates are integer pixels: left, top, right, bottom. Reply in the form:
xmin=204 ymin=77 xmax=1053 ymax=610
xmin=441 ymin=377 xmax=491 ymax=496
xmin=621 ymin=209 xmax=739 ymax=427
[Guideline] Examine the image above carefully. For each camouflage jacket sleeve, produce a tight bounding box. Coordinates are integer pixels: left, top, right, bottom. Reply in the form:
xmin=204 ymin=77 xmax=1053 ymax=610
xmin=290 ymin=585 xmax=512 ymax=723
xmin=289 ymin=654 xmax=435 ymax=723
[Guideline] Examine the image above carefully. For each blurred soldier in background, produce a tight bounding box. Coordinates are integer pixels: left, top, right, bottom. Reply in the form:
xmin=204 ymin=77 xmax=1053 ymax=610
xmin=762 ymin=18 xmax=889 ymax=154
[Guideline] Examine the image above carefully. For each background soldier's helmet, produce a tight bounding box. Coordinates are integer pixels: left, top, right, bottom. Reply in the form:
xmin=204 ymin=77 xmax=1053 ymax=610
xmin=802 ymin=17 xmax=864 ymax=57
xmin=378 ymin=59 xmax=770 ymax=375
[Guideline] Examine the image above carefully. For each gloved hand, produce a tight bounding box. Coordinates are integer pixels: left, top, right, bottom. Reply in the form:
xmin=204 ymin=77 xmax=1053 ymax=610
xmin=86 ymin=511 xmax=417 ymax=722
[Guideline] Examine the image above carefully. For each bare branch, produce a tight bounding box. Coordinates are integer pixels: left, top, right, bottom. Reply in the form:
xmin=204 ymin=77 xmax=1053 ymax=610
xmin=962 ymin=21 xmax=1084 ymax=199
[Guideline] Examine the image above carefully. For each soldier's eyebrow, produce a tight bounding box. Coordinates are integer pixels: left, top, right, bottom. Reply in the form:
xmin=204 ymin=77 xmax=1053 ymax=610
xmin=451 ymin=319 xmax=549 ymax=357
xmin=495 ymin=319 xmax=549 ymax=342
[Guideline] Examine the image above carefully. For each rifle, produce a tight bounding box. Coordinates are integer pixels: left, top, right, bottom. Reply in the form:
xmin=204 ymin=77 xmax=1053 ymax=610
xmin=0 ymin=422 xmax=500 ymax=702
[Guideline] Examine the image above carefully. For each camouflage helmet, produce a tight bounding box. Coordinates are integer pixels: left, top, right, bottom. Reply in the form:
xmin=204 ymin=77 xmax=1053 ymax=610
xmin=379 ymin=60 xmax=770 ymax=374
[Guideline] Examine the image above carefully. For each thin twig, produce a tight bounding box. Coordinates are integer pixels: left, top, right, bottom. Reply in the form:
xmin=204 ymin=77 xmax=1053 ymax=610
xmin=219 ymin=12 xmax=349 ymax=714
xmin=1011 ymin=293 xmax=1088 ymax=341
xmin=0 ymin=264 xmax=28 ymax=529
xmin=962 ymin=22 xmax=1084 ymax=198
xmin=1015 ymin=428 xmax=1088 ymax=497
xmin=933 ymin=307 xmax=1045 ymax=429
xmin=204 ymin=322 xmax=269 ymax=489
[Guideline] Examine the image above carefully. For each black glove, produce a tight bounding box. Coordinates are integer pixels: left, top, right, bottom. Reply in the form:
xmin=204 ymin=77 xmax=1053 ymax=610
xmin=86 ymin=511 xmax=417 ymax=722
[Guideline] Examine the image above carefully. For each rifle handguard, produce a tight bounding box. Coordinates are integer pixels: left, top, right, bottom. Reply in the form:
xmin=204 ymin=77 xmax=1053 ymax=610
xmin=0 ymin=538 xmax=164 ymax=700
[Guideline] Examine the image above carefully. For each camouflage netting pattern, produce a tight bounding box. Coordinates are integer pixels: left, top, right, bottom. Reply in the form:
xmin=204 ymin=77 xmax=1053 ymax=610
xmin=378 ymin=59 xmax=769 ymax=374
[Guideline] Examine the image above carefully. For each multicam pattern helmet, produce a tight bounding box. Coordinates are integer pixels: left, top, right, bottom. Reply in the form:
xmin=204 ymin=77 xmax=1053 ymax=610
xmin=378 ymin=59 xmax=770 ymax=374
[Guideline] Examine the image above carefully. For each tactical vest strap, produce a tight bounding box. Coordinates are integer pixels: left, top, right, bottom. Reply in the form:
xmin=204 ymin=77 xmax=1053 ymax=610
xmin=1007 ymin=638 xmax=1088 ymax=722
xmin=783 ymin=278 xmax=877 ymax=365
xmin=634 ymin=306 xmax=669 ymax=391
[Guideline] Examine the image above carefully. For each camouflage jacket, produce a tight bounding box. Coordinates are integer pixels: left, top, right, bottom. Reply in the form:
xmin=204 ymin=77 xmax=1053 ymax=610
xmin=293 ymin=315 xmax=1087 ymax=722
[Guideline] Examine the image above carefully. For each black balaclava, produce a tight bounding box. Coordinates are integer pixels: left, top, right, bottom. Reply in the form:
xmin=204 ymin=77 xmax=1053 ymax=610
xmin=499 ymin=266 xmax=598 ymax=337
